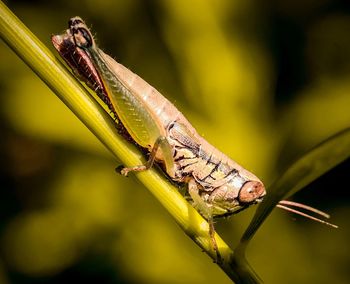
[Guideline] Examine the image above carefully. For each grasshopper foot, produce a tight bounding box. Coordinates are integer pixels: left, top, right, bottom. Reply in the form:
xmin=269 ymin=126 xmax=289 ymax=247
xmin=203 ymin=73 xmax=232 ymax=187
xmin=115 ymin=165 xmax=129 ymax=176
xmin=116 ymin=165 xmax=148 ymax=176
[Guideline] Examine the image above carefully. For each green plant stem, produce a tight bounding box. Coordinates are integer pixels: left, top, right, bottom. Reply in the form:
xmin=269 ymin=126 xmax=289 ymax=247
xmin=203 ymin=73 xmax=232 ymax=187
xmin=231 ymin=128 xmax=350 ymax=282
xmin=0 ymin=2 xmax=256 ymax=283
xmin=240 ymin=128 xmax=350 ymax=245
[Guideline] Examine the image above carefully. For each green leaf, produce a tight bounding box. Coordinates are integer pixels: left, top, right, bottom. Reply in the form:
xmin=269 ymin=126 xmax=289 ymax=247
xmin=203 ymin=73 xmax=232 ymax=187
xmin=1 ymin=1 xmax=348 ymax=282
xmin=232 ymin=128 xmax=350 ymax=280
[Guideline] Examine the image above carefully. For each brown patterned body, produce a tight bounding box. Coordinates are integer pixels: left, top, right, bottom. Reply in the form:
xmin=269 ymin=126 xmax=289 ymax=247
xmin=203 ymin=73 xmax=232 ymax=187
xmin=52 ymin=17 xmax=266 ymax=219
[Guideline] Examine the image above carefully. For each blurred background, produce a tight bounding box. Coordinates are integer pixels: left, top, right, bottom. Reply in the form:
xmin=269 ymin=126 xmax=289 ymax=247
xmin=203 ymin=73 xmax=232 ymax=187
xmin=0 ymin=0 xmax=349 ymax=283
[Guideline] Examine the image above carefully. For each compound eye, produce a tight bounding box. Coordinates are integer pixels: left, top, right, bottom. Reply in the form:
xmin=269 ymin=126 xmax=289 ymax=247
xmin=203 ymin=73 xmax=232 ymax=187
xmin=77 ymin=27 xmax=93 ymax=48
xmin=238 ymin=181 xmax=266 ymax=204
xmin=68 ymin=17 xmax=94 ymax=49
xmin=68 ymin=17 xmax=84 ymax=28
xmin=70 ymin=26 xmax=94 ymax=49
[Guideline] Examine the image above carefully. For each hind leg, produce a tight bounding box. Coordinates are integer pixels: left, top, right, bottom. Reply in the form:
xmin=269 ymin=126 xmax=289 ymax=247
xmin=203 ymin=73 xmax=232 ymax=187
xmin=188 ymin=179 xmax=222 ymax=263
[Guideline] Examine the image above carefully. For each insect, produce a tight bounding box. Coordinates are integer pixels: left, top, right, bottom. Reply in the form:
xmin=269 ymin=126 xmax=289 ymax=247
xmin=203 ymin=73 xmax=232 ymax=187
xmin=52 ymin=17 xmax=337 ymax=260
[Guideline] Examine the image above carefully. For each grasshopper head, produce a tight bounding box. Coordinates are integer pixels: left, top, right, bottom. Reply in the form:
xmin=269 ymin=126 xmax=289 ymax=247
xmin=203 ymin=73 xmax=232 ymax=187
xmin=68 ymin=16 xmax=95 ymax=49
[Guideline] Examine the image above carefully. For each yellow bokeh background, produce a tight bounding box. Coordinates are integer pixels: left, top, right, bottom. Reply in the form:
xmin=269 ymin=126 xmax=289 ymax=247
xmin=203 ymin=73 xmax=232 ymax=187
xmin=0 ymin=0 xmax=349 ymax=283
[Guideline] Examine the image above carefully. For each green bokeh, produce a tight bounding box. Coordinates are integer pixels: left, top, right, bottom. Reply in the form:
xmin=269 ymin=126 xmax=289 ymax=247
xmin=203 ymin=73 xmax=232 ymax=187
xmin=0 ymin=0 xmax=349 ymax=283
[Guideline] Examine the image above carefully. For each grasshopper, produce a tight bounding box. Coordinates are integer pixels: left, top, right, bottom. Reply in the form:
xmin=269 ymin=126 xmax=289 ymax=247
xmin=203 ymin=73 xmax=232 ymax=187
xmin=52 ymin=17 xmax=337 ymax=260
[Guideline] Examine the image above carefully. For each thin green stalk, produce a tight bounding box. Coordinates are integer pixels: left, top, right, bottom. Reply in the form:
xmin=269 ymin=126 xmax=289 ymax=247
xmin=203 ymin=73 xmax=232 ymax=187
xmin=0 ymin=2 xmax=251 ymax=283
xmin=231 ymin=128 xmax=350 ymax=282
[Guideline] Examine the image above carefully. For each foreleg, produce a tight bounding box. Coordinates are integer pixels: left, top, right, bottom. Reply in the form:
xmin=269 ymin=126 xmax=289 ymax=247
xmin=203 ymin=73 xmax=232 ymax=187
xmin=118 ymin=136 xmax=175 ymax=177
